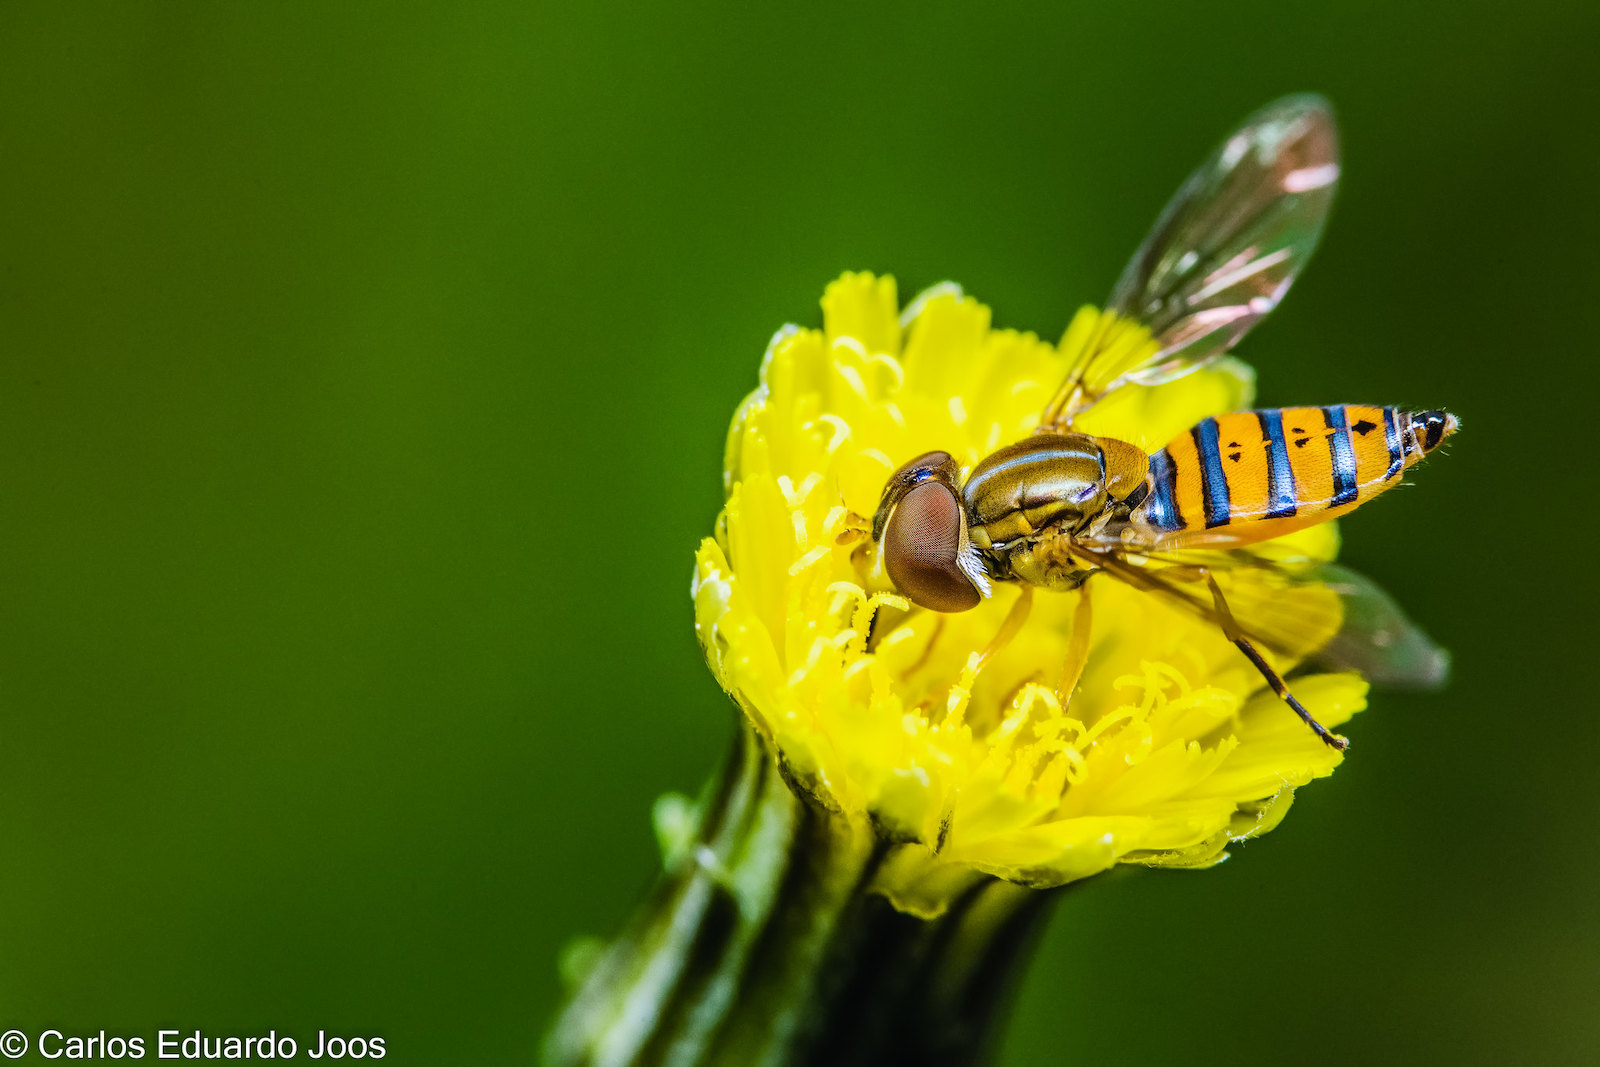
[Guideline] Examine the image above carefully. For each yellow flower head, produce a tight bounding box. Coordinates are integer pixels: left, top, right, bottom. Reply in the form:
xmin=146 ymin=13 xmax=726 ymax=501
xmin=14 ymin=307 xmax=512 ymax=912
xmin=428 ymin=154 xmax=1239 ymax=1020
xmin=692 ymin=272 xmax=1366 ymax=916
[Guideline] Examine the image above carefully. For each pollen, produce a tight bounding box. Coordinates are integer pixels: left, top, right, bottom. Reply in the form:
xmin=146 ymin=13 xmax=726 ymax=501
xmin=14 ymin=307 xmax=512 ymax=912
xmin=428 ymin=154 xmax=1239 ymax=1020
xmin=694 ymin=272 xmax=1366 ymax=915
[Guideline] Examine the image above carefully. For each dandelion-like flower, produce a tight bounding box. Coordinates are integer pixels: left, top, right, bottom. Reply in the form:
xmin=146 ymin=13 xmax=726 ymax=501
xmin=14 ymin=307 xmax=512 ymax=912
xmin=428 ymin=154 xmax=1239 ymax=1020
xmin=694 ymin=272 xmax=1364 ymax=918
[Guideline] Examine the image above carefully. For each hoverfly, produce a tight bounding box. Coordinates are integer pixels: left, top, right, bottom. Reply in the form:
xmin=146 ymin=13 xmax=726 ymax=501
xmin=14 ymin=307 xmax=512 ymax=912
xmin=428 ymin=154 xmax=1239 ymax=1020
xmin=871 ymin=95 xmax=1455 ymax=750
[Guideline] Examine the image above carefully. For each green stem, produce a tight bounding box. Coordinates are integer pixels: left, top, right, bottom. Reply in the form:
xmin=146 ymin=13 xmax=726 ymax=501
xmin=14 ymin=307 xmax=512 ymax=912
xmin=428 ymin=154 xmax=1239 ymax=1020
xmin=544 ymin=720 xmax=1057 ymax=1067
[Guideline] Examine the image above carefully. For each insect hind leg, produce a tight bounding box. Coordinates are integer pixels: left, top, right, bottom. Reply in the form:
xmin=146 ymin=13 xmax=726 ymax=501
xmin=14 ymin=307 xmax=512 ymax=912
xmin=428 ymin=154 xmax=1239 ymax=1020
xmin=1205 ymin=573 xmax=1349 ymax=751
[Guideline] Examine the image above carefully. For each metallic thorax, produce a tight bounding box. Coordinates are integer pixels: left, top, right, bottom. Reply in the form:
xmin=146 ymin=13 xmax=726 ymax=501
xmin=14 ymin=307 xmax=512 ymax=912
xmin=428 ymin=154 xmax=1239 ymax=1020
xmin=963 ymin=433 xmax=1150 ymax=591
xmin=963 ymin=434 xmax=1108 ymax=549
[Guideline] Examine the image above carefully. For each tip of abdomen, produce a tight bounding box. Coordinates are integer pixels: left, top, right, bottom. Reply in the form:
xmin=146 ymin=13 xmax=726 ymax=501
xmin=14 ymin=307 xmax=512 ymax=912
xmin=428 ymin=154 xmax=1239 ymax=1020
xmin=1413 ymin=409 xmax=1457 ymax=453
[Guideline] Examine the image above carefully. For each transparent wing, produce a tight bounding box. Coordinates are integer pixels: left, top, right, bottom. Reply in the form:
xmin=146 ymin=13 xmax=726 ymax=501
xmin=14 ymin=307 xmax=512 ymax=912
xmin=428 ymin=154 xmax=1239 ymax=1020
xmin=1073 ymin=543 xmax=1448 ymax=690
xmin=1042 ymin=95 xmax=1339 ymax=427
xmin=1309 ymin=563 xmax=1450 ymax=689
xmin=1109 ymin=93 xmax=1339 ymax=373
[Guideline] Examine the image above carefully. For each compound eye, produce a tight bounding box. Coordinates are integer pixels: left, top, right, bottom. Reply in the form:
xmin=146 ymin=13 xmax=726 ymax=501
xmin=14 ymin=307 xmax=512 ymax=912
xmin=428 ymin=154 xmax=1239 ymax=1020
xmin=873 ymin=450 xmax=960 ymax=541
xmin=883 ymin=481 xmax=981 ymax=613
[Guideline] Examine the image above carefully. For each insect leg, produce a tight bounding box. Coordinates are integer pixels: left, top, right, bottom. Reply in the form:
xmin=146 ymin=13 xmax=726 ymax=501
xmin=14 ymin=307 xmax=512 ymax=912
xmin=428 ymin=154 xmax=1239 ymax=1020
xmin=1057 ymin=583 xmax=1093 ymax=709
xmin=1204 ymin=572 xmax=1349 ymax=751
xmin=974 ymin=584 xmax=1033 ymax=673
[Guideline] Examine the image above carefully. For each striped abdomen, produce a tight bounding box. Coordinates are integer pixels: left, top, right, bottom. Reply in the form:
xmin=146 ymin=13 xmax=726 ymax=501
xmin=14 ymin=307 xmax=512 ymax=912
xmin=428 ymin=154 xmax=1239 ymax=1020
xmin=1135 ymin=405 xmax=1456 ymax=546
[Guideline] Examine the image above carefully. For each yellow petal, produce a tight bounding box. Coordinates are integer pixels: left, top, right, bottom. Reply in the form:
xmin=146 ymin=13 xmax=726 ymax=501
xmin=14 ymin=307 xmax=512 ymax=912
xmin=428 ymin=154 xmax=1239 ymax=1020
xmin=822 ymin=272 xmax=900 ymax=358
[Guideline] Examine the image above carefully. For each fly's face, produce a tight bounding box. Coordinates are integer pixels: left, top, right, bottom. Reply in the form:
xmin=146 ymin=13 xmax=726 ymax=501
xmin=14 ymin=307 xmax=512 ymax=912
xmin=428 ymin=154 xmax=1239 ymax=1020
xmin=872 ymin=451 xmax=988 ymax=613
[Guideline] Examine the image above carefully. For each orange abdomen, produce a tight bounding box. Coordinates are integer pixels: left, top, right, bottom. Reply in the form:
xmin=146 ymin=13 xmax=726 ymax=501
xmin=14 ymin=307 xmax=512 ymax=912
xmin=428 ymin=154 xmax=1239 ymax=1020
xmin=1138 ymin=405 xmax=1431 ymax=546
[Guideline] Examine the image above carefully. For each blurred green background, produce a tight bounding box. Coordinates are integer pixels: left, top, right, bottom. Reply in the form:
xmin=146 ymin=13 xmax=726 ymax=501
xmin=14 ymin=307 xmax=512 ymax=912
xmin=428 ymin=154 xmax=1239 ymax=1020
xmin=4 ymin=1 xmax=1598 ymax=1063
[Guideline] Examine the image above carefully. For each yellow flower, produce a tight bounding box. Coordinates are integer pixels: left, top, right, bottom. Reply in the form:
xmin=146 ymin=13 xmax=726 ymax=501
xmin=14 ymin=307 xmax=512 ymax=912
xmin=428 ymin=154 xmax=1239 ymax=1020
xmin=692 ymin=272 xmax=1367 ymax=918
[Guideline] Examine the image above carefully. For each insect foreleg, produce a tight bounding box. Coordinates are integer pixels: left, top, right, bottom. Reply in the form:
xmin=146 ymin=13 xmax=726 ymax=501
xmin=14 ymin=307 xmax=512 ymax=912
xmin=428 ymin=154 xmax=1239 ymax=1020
xmin=974 ymin=584 xmax=1033 ymax=673
xmin=1057 ymin=583 xmax=1093 ymax=710
xmin=1205 ymin=572 xmax=1349 ymax=751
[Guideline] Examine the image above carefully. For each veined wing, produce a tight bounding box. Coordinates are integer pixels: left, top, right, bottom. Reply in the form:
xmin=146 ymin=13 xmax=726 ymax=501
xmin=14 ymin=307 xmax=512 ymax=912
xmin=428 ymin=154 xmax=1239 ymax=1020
xmin=1042 ymin=95 xmax=1339 ymax=428
xmin=1073 ymin=542 xmax=1448 ymax=690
